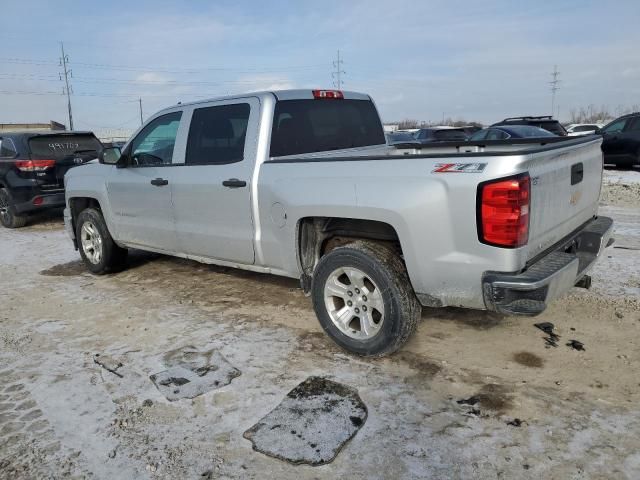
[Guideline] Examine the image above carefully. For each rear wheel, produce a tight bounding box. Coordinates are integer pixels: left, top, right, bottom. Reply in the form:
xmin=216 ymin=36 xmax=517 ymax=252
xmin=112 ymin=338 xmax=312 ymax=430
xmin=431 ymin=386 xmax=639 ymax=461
xmin=0 ymin=188 xmax=27 ymax=229
xmin=311 ymin=240 xmax=421 ymax=357
xmin=76 ymin=207 xmax=127 ymax=274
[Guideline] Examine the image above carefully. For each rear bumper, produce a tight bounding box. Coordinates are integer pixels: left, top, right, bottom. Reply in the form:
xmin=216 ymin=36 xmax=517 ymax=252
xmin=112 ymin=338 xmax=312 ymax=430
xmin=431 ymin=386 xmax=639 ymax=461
xmin=14 ymin=192 xmax=66 ymax=214
xmin=482 ymin=216 xmax=614 ymax=316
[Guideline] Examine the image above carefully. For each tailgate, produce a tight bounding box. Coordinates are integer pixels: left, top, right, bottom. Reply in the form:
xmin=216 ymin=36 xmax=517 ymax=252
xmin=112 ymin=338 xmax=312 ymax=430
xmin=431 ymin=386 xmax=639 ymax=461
xmin=525 ymin=137 xmax=603 ymax=260
xmin=28 ymin=134 xmax=102 ymax=190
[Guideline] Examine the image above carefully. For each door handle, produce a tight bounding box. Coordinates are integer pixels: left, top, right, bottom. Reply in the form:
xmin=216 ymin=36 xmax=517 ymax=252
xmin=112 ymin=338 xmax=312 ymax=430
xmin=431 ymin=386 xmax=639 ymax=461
xmin=222 ymin=178 xmax=247 ymax=188
xmin=150 ymin=178 xmax=169 ymax=186
xmin=570 ymin=162 xmax=584 ymax=185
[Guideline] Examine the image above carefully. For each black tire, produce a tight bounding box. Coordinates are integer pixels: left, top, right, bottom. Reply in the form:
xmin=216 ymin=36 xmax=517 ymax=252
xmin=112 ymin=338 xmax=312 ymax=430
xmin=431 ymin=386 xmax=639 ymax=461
xmin=311 ymin=240 xmax=421 ymax=357
xmin=76 ymin=207 xmax=127 ymax=274
xmin=0 ymin=188 xmax=28 ymax=228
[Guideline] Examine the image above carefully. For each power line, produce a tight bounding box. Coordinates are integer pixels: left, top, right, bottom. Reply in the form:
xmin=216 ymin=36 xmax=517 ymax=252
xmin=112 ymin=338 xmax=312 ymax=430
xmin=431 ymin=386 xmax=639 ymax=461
xmin=59 ymin=42 xmax=74 ymax=130
xmin=0 ymin=57 xmax=326 ymax=74
xmin=0 ymin=89 xmax=237 ymax=99
xmin=332 ymin=50 xmax=345 ymax=89
xmin=549 ymin=65 xmax=560 ymax=118
xmin=0 ymin=73 xmax=297 ymax=88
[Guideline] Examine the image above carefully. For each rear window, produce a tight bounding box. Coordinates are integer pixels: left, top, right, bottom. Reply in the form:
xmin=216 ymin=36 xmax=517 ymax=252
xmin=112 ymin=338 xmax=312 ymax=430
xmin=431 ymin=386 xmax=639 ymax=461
xmin=28 ymin=134 xmax=102 ymax=160
xmin=270 ymin=99 xmax=385 ymax=157
xmin=433 ymin=129 xmax=468 ymax=141
xmin=535 ymin=122 xmax=567 ymax=136
xmin=573 ymin=125 xmax=597 ymax=132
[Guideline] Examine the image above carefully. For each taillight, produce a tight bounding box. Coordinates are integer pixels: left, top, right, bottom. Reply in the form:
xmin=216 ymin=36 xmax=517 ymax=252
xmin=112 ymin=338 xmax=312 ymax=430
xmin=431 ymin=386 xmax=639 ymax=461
xmin=15 ymin=159 xmax=56 ymax=172
xmin=312 ymin=89 xmax=344 ymax=99
xmin=478 ymin=174 xmax=530 ymax=248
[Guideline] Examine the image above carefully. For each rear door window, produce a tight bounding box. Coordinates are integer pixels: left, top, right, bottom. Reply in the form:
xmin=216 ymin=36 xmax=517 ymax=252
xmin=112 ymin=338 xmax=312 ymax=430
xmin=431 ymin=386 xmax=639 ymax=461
xmin=270 ymin=99 xmax=385 ymax=157
xmin=486 ymin=129 xmax=509 ymax=140
xmin=185 ymin=103 xmax=250 ymax=165
xmin=470 ymin=130 xmax=488 ymax=141
xmin=536 ymin=122 xmax=566 ymax=136
xmin=28 ymin=134 xmax=102 ymax=160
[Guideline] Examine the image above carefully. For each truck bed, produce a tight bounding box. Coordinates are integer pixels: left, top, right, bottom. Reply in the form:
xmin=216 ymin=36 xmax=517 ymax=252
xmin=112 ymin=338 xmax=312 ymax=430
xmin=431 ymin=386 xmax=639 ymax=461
xmin=261 ymin=135 xmax=604 ymax=309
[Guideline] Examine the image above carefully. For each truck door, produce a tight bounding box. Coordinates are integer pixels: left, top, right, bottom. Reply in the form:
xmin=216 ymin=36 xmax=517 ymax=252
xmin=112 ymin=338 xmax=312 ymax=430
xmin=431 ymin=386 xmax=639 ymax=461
xmin=169 ymin=98 xmax=259 ymax=264
xmin=106 ymin=111 xmax=182 ymax=251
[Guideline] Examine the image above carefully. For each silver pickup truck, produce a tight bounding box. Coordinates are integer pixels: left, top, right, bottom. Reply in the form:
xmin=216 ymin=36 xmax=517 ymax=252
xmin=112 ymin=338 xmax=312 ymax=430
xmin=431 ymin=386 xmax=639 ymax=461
xmin=64 ymin=89 xmax=613 ymax=356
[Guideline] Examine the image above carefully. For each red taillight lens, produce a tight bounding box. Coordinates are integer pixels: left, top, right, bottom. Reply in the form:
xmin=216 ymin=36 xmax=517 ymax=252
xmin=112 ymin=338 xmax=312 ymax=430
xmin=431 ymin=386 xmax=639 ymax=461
xmin=32 ymin=196 xmax=44 ymax=206
xmin=312 ymin=89 xmax=344 ymax=99
xmin=478 ymin=174 xmax=530 ymax=248
xmin=15 ymin=159 xmax=56 ymax=172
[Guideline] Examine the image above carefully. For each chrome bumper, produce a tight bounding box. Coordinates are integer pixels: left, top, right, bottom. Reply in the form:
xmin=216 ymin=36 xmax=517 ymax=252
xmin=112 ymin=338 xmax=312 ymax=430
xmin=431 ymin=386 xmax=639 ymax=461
xmin=483 ymin=216 xmax=614 ymax=316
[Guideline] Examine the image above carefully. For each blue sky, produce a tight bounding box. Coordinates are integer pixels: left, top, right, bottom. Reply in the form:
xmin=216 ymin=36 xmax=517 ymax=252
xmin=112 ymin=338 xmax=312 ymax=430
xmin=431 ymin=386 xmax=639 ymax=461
xmin=1 ymin=0 xmax=639 ymax=132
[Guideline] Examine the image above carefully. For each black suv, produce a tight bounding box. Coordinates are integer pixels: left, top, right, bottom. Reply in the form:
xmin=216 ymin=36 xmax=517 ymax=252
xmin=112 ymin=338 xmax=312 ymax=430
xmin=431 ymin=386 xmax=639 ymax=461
xmin=0 ymin=131 xmax=102 ymax=228
xmin=491 ymin=116 xmax=568 ymax=136
xmin=599 ymin=113 xmax=640 ymax=168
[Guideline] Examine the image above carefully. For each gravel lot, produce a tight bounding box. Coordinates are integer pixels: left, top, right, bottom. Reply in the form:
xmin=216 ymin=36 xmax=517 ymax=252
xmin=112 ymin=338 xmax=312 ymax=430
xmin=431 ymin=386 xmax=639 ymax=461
xmin=1 ymin=169 xmax=639 ymax=479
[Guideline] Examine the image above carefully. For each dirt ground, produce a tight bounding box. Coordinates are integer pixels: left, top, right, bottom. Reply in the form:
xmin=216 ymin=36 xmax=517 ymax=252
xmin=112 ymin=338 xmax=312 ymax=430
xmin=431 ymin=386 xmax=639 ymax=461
xmin=1 ymin=169 xmax=639 ymax=479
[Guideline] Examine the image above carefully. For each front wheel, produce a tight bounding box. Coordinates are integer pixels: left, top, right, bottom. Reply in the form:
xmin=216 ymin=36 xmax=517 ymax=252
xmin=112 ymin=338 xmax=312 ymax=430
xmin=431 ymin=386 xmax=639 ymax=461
xmin=76 ymin=207 xmax=127 ymax=274
xmin=311 ymin=240 xmax=421 ymax=357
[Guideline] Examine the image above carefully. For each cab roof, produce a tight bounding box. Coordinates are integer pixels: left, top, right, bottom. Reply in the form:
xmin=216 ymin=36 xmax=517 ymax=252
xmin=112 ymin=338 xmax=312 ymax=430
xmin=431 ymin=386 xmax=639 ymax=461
xmin=157 ymin=89 xmax=372 ymax=112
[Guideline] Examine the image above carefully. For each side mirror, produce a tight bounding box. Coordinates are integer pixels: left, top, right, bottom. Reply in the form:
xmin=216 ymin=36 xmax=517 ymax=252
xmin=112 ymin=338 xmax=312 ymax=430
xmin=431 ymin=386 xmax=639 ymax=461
xmin=594 ymin=128 xmax=602 ymax=135
xmin=99 ymin=147 xmax=122 ymax=165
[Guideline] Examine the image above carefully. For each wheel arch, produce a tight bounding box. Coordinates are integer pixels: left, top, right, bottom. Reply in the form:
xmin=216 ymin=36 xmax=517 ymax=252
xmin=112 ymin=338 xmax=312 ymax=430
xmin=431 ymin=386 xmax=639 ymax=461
xmin=296 ymin=216 xmax=404 ymax=292
xmin=68 ymin=197 xmax=103 ymax=245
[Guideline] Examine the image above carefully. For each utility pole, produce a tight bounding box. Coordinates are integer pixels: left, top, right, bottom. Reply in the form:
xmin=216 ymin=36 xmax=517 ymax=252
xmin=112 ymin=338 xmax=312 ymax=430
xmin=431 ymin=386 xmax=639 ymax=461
xmin=332 ymin=50 xmax=345 ymax=89
xmin=138 ymin=98 xmax=143 ymax=125
xmin=59 ymin=42 xmax=74 ymax=130
xmin=550 ymin=65 xmax=560 ymax=118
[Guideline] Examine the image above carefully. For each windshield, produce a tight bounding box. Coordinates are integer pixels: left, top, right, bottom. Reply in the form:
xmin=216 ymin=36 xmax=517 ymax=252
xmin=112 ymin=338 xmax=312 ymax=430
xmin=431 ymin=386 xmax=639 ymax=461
xmin=386 ymin=132 xmax=415 ymax=143
xmin=28 ymin=134 xmax=102 ymax=160
xmin=270 ymin=99 xmax=385 ymax=157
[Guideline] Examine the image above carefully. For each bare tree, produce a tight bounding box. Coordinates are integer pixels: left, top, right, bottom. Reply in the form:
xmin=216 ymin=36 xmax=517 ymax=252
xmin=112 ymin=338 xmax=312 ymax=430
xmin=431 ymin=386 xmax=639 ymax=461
xmin=397 ymin=119 xmax=420 ymax=129
xmin=569 ymin=104 xmax=640 ymax=124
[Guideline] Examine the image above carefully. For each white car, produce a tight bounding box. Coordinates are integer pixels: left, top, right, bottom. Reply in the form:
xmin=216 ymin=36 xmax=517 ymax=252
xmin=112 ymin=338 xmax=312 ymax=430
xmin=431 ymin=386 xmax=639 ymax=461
xmin=566 ymin=123 xmax=603 ymax=136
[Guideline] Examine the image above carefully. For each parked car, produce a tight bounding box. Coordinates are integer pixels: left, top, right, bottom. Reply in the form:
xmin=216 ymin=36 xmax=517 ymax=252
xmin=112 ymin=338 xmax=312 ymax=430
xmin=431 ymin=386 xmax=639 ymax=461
xmin=598 ymin=113 xmax=640 ymax=168
xmin=470 ymin=125 xmax=556 ymax=141
xmin=565 ymin=123 xmax=603 ymax=136
xmin=0 ymin=131 xmax=102 ymax=228
xmin=492 ymin=116 xmax=568 ymax=136
xmin=385 ymin=131 xmax=415 ymax=145
xmin=64 ymin=89 xmax=612 ymax=357
xmin=411 ymin=127 xmax=468 ymax=143
xmin=102 ymin=141 xmax=126 ymax=149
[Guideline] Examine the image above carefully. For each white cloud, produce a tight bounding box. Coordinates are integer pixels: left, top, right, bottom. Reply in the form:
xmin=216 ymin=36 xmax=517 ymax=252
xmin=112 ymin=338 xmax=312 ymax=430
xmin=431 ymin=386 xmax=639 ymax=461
xmin=134 ymin=72 xmax=170 ymax=84
xmin=238 ymin=74 xmax=294 ymax=92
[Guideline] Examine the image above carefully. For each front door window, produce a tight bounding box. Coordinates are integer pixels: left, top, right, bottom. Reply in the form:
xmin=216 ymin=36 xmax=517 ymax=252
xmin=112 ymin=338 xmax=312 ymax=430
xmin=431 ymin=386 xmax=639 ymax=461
xmin=130 ymin=112 xmax=182 ymax=166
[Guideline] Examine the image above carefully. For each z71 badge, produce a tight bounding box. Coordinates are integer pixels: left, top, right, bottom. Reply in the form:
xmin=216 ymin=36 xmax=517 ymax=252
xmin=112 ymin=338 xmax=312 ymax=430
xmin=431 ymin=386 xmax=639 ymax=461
xmin=432 ymin=163 xmax=487 ymax=173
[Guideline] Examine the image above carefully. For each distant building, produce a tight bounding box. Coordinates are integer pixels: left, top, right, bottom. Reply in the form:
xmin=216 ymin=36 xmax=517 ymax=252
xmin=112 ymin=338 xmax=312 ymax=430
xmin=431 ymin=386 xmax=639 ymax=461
xmin=383 ymin=124 xmax=399 ymax=133
xmin=0 ymin=121 xmax=66 ymax=132
xmin=93 ymin=128 xmax=135 ymax=144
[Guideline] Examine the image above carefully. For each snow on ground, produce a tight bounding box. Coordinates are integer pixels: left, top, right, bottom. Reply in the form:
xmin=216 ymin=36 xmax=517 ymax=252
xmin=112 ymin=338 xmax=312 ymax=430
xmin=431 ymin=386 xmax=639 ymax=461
xmin=0 ymin=174 xmax=639 ymax=479
xmin=603 ymin=167 xmax=640 ymax=185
